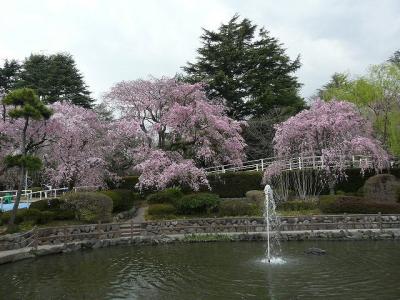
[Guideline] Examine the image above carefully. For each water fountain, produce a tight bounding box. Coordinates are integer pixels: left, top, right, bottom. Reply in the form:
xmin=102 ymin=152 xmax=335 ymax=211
xmin=263 ymin=184 xmax=284 ymax=264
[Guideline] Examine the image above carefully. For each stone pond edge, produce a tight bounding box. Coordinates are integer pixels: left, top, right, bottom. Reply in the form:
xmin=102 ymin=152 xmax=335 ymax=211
xmin=1 ymin=228 xmax=400 ymax=265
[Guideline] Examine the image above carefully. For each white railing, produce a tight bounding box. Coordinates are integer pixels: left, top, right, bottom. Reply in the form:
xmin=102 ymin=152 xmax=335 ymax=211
xmin=204 ymin=155 xmax=381 ymax=174
xmin=0 ymin=185 xmax=102 ymax=211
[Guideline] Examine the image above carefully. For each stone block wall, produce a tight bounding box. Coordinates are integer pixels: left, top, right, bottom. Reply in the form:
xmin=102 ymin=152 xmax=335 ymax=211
xmin=141 ymin=214 xmax=400 ymax=235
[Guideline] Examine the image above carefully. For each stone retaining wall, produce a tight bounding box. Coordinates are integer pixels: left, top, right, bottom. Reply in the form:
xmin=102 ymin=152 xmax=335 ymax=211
xmin=1 ymin=214 xmax=400 ymax=251
xmin=0 ymin=223 xmax=122 ymax=251
xmin=142 ymin=214 xmax=400 ymax=235
xmin=2 ymin=229 xmax=400 ymax=265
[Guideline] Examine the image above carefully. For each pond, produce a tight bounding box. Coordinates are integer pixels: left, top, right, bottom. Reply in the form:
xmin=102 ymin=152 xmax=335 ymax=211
xmin=0 ymin=240 xmax=399 ymax=299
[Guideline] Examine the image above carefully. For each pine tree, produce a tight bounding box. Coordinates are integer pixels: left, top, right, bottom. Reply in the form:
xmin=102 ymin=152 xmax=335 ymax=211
xmin=18 ymin=53 xmax=94 ymax=108
xmin=183 ymin=15 xmax=304 ymax=120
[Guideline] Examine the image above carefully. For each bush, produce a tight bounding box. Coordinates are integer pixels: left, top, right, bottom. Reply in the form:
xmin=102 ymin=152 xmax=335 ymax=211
xmin=218 ymin=199 xmax=259 ymax=217
xmin=278 ymin=200 xmax=318 ymax=211
xmin=119 ymin=176 xmax=139 ymax=190
xmin=319 ymin=195 xmax=400 ymax=214
xmin=206 ymin=171 xmax=263 ymax=198
xmin=52 ymin=209 xmax=75 ymax=220
xmin=29 ymin=198 xmax=65 ymax=211
xmin=148 ymin=204 xmax=176 ymax=216
xmin=61 ymin=192 xmax=113 ymax=223
xmin=146 ymin=188 xmax=183 ymax=204
xmin=0 ymin=210 xmax=26 ymax=225
xmin=174 ymin=193 xmax=220 ymax=215
xmin=21 ymin=208 xmax=43 ymax=223
xmin=245 ymin=190 xmax=264 ymax=203
xmin=100 ymin=189 xmax=138 ymax=213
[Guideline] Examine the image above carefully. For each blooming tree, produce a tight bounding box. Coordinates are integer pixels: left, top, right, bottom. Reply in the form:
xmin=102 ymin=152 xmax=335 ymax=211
xmin=264 ymin=99 xmax=390 ymax=196
xmin=105 ymin=77 xmax=246 ymax=190
xmin=41 ymin=102 xmax=110 ymax=189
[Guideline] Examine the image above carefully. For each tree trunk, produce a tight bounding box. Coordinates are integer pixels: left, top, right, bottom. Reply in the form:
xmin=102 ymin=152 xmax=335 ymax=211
xmin=8 ymin=165 xmax=25 ymax=226
xmin=8 ymin=118 xmax=29 ymax=228
xmin=328 ymin=179 xmax=336 ymax=195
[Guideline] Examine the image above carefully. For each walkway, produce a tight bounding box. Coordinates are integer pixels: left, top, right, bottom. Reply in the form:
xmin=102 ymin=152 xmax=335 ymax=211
xmin=132 ymin=206 xmax=147 ymax=223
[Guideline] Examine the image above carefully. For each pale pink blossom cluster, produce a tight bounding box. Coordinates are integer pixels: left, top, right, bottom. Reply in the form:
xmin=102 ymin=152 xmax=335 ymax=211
xmin=105 ymin=77 xmax=246 ymax=190
xmin=265 ymin=99 xmax=390 ymax=181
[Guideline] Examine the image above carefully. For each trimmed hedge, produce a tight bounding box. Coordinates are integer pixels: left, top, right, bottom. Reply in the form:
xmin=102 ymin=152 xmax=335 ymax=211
xmin=174 ymin=193 xmax=220 ymax=215
xmin=0 ymin=210 xmax=26 ymax=225
xmin=61 ymin=192 xmax=113 ymax=223
xmin=148 ymin=204 xmax=176 ymax=216
xmin=29 ymin=198 xmax=65 ymax=211
xmin=100 ymin=189 xmax=138 ymax=213
xmin=207 ymin=171 xmax=263 ymax=198
xmin=218 ymin=199 xmax=259 ymax=217
xmin=319 ymin=195 xmax=400 ymax=214
xmin=146 ymin=188 xmax=183 ymax=204
xmin=277 ymin=200 xmax=318 ymax=211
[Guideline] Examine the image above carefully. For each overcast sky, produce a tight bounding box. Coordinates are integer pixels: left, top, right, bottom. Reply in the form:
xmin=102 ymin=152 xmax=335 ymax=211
xmin=1 ymin=0 xmax=399 ymax=101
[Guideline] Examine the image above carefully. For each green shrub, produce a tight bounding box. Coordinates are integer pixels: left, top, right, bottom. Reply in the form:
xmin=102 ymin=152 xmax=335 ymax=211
xmin=174 ymin=193 xmax=220 ymax=215
xmin=38 ymin=211 xmax=55 ymax=224
xmin=278 ymin=200 xmax=318 ymax=211
xmin=146 ymin=188 xmax=183 ymax=204
xmin=52 ymin=209 xmax=75 ymax=220
xmin=22 ymin=208 xmax=43 ymax=223
xmin=319 ymin=195 xmax=400 ymax=214
xmin=206 ymin=171 xmax=263 ymax=198
xmin=119 ymin=176 xmax=139 ymax=190
xmin=29 ymin=198 xmax=65 ymax=211
xmin=148 ymin=204 xmax=176 ymax=216
xmin=0 ymin=210 xmax=26 ymax=225
xmin=218 ymin=199 xmax=258 ymax=217
xmin=61 ymin=192 xmax=113 ymax=223
xmin=100 ymin=189 xmax=138 ymax=213
xmin=245 ymin=190 xmax=264 ymax=203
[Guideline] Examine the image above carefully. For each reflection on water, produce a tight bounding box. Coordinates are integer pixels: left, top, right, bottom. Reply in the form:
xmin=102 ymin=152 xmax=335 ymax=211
xmin=0 ymin=241 xmax=399 ymax=299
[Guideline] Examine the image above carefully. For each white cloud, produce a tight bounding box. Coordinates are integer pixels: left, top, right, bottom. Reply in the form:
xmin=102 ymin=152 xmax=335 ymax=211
xmin=0 ymin=0 xmax=399 ymax=101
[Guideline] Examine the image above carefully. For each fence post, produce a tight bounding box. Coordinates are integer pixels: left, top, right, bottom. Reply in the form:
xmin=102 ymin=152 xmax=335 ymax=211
xmin=130 ymin=219 xmax=134 ymax=241
xmin=33 ymin=227 xmax=38 ymax=250
xmin=378 ymin=212 xmax=382 ymax=230
xmin=261 ymin=159 xmax=264 ymax=171
xmin=299 ymin=157 xmax=302 ymax=170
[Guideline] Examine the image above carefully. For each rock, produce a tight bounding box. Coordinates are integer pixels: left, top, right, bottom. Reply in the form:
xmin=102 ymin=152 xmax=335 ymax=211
xmin=304 ymin=247 xmax=326 ymax=255
xmin=362 ymin=174 xmax=400 ymax=203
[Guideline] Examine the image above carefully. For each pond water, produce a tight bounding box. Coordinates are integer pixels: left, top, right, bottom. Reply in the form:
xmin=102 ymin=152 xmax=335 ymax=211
xmin=1 ymin=241 xmax=399 ymax=299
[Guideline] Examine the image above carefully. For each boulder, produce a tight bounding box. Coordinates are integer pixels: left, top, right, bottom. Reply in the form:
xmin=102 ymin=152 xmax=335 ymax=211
xmin=362 ymin=174 xmax=400 ymax=203
xmin=304 ymin=247 xmax=326 ymax=255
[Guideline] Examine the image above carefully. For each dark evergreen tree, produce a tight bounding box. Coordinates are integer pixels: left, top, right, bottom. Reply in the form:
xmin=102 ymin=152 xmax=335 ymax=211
xmin=0 ymin=59 xmax=22 ymax=120
xmin=388 ymin=50 xmax=400 ymax=67
xmin=18 ymin=53 xmax=94 ymax=108
xmin=183 ymin=15 xmax=304 ymax=120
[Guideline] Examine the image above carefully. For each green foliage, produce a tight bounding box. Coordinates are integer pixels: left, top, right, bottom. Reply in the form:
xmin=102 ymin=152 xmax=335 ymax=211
xmin=21 ymin=209 xmax=55 ymax=224
xmin=99 ymin=189 xmax=138 ymax=213
xmin=146 ymin=188 xmax=184 ymax=204
xmin=29 ymin=198 xmax=63 ymax=211
xmin=183 ymin=14 xmax=304 ymax=120
xmin=277 ymin=200 xmax=318 ymax=211
xmin=218 ymin=199 xmax=259 ymax=217
xmin=61 ymin=192 xmax=113 ymax=223
xmin=148 ymin=204 xmax=177 ymax=217
xmin=17 ymin=53 xmax=94 ymax=108
xmin=4 ymin=154 xmax=42 ymax=171
xmin=29 ymin=198 xmax=75 ymax=220
xmin=319 ymin=195 xmax=400 ymax=214
xmin=207 ymin=171 xmax=263 ymax=198
xmin=174 ymin=193 xmax=220 ymax=215
xmin=0 ymin=210 xmax=26 ymax=225
xmin=3 ymin=88 xmax=52 ymax=120
xmin=119 ymin=176 xmax=140 ymax=190
xmin=245 ymin=190 xmax=264 ymax=203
